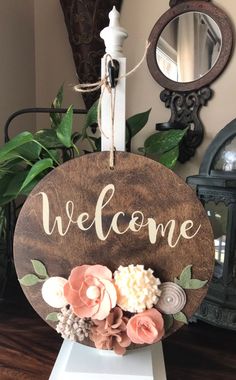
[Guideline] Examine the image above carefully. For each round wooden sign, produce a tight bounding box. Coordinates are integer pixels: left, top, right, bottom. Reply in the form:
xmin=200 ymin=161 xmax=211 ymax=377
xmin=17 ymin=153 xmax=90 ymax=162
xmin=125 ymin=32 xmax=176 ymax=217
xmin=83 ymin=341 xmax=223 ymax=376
xmin=14 ymin=152 xmax=215 ymax=354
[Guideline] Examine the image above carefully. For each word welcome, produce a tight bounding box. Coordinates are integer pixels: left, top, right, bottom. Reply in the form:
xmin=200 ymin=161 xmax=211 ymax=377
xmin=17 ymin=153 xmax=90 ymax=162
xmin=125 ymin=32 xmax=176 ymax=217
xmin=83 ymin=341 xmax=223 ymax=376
xmin=38 ymin=184 xmax=201 ymax=248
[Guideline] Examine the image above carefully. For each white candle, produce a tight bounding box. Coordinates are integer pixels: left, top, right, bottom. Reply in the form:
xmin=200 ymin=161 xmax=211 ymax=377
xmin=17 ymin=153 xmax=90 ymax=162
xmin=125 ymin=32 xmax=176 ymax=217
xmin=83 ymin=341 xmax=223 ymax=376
xmin=100 ymin=7 xmax=128 ymax=153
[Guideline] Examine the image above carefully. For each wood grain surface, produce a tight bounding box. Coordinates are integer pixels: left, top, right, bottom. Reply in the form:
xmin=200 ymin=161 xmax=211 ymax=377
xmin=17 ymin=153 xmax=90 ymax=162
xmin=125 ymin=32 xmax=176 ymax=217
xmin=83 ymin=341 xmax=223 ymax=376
xmin=13 ymin=152 xmax=215 ymax=346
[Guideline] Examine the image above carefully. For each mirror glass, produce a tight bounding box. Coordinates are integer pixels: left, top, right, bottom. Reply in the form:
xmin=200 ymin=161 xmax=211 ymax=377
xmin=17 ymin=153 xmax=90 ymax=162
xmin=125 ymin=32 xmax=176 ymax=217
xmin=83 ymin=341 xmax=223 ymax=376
xmin=156 ymin=12 xmax=222 ymax=83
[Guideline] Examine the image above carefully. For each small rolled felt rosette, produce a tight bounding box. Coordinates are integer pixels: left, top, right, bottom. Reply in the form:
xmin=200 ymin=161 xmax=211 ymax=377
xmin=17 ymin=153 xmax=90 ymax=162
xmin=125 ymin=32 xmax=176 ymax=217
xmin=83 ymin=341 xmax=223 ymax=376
xmin=42 ymin=276 xmax=68 ymax=308
xmin=156 ymin=282 xmax=186 ymax=315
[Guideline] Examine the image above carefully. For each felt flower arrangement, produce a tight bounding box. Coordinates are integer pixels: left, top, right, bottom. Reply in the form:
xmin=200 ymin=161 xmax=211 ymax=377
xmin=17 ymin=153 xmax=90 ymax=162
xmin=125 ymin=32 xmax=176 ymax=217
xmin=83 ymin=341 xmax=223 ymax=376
xmin=19 ymin=261 xmax=208 ymax=355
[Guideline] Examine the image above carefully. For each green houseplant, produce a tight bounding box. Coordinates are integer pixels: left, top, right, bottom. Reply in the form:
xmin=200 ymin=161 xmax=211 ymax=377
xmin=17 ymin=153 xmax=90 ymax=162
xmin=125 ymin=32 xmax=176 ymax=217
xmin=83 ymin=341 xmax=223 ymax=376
xmin=0 ymin=87 xmax=187 ymax=207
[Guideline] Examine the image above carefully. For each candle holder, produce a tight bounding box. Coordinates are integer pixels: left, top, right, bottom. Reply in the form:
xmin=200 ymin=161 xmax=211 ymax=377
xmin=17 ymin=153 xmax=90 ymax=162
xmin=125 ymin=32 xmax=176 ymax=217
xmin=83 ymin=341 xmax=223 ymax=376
xmin=187 ymin=118 xmax=236 ymax=330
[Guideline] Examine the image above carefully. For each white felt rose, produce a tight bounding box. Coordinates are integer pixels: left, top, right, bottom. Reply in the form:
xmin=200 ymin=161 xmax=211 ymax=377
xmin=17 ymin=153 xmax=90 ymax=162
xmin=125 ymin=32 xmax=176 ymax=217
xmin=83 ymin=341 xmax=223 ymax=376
xmin=41 ymin=277 xmax=68 ymax=308
xmin=114 ymin=265 xmax=161 ymax=313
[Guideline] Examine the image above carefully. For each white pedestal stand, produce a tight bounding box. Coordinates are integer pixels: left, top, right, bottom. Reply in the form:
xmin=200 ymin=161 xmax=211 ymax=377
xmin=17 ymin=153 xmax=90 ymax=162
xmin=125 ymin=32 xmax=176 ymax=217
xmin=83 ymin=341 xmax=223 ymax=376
xmin=49 ymin=6 xmax=167 ymax=380
xmin=49 ymin=340 xmax=167 ymax=380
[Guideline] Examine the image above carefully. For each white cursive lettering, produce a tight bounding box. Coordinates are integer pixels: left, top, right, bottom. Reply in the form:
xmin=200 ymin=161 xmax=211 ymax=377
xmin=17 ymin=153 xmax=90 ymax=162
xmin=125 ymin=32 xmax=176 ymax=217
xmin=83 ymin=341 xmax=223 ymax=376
xmin=38 ymin=185 xmax=201 ymax=248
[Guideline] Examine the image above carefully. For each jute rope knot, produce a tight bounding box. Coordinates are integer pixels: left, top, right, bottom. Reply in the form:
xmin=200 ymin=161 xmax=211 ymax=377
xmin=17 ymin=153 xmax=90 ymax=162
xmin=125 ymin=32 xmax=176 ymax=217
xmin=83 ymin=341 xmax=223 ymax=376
xmin=74 ymin=41 xmax=151 ymax=169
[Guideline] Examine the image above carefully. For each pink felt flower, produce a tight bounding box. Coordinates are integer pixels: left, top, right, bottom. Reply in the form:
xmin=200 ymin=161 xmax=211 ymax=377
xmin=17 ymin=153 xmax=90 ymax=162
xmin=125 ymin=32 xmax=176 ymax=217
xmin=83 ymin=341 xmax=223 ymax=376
xmin=90 ymin=307 xmax=131 ymax=355
xmin=127 ymin=308 xmax=164 ymax=345
xmin=64 ymin=265 xmax=117 ymax=320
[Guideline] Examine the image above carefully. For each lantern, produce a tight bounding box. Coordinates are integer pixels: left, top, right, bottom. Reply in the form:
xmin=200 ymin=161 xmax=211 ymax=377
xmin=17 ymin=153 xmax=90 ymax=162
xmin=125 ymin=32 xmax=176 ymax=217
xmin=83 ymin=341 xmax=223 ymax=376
xmin=187 ymin=118 xmax=236 ymax=330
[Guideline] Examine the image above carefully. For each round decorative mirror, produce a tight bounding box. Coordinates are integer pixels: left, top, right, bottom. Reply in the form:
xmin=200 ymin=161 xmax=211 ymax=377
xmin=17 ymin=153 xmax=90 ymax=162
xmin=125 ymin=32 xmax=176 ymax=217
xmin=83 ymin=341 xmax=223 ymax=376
xmin=147 ymin=1 xmax=233 ymax=92
xmin=156 ymin=12 xmax=222 ymax=83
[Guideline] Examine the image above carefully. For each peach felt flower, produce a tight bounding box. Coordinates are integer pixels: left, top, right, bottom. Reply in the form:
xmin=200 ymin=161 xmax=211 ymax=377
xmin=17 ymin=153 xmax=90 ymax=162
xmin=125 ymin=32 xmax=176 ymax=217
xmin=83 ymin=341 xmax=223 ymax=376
xmin=90 ymin=307 xmax=131 ymax=355
xmin=127 ymin=308 xmax=164 ymax=345
xmin=64 ymin=265 xmax=117 ymax=320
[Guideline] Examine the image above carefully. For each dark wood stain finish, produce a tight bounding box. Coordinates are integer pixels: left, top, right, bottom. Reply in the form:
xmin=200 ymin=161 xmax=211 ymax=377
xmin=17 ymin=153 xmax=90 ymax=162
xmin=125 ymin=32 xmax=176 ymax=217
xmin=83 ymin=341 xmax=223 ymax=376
xmin=13 ymin=152 xmax=214 ymax=346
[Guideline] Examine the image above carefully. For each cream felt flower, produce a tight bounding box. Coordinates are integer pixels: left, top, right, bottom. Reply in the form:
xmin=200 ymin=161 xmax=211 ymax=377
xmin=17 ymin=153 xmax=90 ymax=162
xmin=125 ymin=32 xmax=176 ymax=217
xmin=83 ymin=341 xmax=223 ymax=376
xmin=114 ymin=265 xmax=161 ymax=313
xmin=42 ymin=276 xmax=68 ymax=308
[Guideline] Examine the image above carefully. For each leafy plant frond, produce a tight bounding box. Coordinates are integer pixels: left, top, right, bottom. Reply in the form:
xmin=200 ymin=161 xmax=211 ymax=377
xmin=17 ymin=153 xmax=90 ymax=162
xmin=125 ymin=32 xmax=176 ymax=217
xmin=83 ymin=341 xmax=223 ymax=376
xmin=0 ymin=87 xmax=187 ymax=208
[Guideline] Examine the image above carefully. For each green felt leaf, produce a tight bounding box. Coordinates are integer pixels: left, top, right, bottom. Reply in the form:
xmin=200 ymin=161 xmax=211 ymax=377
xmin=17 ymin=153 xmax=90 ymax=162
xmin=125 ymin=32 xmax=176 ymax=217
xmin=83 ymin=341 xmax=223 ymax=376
xmin=85 ymin=100 xmax=98 ymax=129
xmin=186 ymin=279 xmax=208 ymax=290
xmin=144 ymin=129 xmax=187 ymax=155
xmin=175 ymin=266 xmax=208 ymax=290
xmin=163 ymin=314 xmax=174 ymax=332
xmin=0 ymin=132 xmax=34 ymax=161
xmin=158 ymin=145 xmax=179 ymax=169
xmin=56 ymin=105 xmax=73 ymax=147
xmin=175 ymin=265 xmax=192 ymax=289
xmin=31 ymin=260 xmax=49 ymax=279
xmin=19 ymin=274 xmax=41 ymax=286
xmin=173 ymin=312 xmax=188 ymax=324
xmin=20 ymin=159 xmax=53 ymax=192
xmin=126 ymin=109 xmax=151 ymax=141
xmin=180 ymin=265 xmax=192 ymax=282
xmin=46 ymin=312 xmax=59 ymax=322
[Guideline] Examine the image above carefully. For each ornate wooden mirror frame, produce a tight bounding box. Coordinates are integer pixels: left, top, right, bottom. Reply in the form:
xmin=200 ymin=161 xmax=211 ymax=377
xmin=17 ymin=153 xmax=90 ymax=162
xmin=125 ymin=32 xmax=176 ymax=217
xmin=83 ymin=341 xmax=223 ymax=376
xmin=147 ymin=0 xmax=233 ymax=163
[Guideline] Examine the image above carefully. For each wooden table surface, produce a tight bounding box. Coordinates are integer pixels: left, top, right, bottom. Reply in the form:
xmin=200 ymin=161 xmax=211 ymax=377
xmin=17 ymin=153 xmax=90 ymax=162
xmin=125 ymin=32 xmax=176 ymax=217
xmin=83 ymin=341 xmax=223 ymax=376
xmin=0 ymin=278 xmax=236 ymax=380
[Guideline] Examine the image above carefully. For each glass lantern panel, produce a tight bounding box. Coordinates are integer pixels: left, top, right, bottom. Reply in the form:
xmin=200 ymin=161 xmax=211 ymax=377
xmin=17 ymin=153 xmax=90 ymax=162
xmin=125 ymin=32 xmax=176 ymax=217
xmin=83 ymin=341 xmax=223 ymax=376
xmin=231 ymin=206 xmax=236 ymax=283
xmin=205 ymin=201 xmax=228 ymax=279
xmin=233 ymin=246 xmax=236 ymax=282
xmin=213 ymin=136 xmax=236 ymax=172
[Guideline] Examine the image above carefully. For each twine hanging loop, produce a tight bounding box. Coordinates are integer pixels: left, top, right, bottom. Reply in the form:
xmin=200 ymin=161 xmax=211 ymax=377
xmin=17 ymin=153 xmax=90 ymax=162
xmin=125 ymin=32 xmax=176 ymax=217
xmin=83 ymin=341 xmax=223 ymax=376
xmin=74 ymin=41 xmax=151 ymax=170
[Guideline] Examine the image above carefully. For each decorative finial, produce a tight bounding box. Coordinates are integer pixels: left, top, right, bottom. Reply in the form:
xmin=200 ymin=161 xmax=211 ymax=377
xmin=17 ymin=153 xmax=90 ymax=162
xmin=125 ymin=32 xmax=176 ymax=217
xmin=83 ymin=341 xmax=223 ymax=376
xmin=100 ymin=6 xmax=128 ymax=58
xmin=109 ymin=6 xmax=120 ymax=27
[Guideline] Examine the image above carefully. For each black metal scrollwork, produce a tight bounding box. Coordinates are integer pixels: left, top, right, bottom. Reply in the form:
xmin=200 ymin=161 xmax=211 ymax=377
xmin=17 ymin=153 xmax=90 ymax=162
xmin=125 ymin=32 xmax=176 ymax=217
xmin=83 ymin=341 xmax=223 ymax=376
xmin=157 ymin=88 xmax=212 ymax=163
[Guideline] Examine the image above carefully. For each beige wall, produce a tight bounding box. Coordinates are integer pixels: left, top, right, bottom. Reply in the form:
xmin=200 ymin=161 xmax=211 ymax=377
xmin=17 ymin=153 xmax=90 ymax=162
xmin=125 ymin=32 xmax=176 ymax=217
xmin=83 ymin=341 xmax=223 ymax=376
xmin=0 ymin=0 xmax=35 ymax=145
xmin=34 ymin=0 xmax=84 ymax=130
xmin=121 ymin=0 xmax=236 ymax=179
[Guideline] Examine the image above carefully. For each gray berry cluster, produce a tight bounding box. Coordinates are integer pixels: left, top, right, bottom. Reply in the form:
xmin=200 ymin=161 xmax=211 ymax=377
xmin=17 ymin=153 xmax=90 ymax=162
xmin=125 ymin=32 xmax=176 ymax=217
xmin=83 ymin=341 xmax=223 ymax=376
xmin=56 ymin=306 xmax=93 ymax=342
